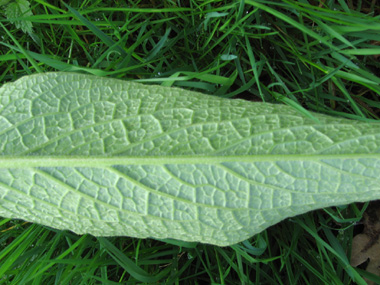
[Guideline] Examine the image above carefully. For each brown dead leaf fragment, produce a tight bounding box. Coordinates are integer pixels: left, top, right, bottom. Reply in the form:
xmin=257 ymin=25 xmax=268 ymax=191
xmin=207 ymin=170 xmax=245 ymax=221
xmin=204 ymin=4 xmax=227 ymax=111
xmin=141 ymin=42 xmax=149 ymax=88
xmin=351 ymin=201 xmax=380 ymax=285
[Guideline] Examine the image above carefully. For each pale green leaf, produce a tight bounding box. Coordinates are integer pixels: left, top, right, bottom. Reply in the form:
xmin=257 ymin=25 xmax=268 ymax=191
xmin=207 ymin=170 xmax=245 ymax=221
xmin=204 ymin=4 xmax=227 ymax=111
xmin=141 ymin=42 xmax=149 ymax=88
xmin=4 ymin=0 xmax=33 ymax=34
xmin=0 ymin=73 xmax=380 ymax=246
xmin=221 ymin=54 xmax=238 ymax=61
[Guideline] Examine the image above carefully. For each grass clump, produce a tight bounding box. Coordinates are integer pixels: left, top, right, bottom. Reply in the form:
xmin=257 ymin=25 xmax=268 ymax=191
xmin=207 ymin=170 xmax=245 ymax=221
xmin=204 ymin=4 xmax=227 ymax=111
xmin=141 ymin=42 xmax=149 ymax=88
xmin=1 ymin=0 xmax=380 ymax=283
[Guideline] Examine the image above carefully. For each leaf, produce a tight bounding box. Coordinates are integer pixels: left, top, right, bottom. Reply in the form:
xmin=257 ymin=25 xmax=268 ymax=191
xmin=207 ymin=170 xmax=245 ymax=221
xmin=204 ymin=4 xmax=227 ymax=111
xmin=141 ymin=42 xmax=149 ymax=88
xmin=351 ymin=201 xmax=380 ymax=285
xmin=0 ymin=0 xmax=11 ymax=6
xmin=0 ymin=72 xmax=380 ymax=246
xmin=221 ymin=54 xmax=238 ymax=61
xmin=3 ymin=0 xmax=33 ymax=34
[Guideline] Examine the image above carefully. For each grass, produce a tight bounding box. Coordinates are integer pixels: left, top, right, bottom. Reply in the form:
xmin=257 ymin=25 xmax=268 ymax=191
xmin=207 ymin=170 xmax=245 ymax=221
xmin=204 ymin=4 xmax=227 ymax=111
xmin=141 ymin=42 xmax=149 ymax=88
xmin=0 ymin=0 xmax=380 ymax=283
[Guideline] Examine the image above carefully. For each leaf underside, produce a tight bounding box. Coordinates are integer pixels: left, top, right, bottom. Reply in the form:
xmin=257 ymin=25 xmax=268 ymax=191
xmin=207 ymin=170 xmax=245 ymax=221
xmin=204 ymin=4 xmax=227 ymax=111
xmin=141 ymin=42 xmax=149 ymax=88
xmin=0 ymin=73 xmax=380 ymax=246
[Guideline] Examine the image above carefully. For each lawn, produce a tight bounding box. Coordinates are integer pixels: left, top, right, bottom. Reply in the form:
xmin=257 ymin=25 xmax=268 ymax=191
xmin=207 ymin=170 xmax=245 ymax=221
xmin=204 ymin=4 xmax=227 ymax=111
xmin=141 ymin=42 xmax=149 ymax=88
xmin=1 ymin=0 xmax=380 ymax=284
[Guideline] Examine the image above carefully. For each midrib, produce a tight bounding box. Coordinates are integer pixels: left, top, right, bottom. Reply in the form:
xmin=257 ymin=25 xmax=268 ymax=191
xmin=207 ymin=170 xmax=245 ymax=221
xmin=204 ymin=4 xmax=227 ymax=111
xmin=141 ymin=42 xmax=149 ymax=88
xmin=0 ymin=153 xmax=379 ymax=168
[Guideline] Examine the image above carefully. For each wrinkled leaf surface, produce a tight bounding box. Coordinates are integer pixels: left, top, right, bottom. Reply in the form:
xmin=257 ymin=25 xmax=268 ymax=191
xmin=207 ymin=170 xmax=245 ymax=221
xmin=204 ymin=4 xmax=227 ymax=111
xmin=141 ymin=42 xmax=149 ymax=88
xmin=0 ymin=73 xmax=380 ymax=246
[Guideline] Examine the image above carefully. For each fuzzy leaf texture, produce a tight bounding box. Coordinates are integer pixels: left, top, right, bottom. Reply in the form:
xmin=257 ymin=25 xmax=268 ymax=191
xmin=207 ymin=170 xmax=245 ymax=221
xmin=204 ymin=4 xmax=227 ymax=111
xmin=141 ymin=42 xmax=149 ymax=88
xmin=0 ymin=73 xmax=380 ymax=246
